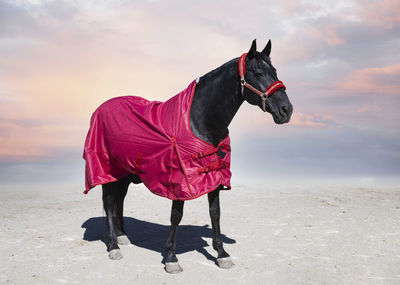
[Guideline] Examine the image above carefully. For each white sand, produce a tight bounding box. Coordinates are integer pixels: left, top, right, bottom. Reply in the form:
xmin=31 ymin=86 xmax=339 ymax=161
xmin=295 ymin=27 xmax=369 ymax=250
xmin=0 ymin=182 xmax=399 ymax=284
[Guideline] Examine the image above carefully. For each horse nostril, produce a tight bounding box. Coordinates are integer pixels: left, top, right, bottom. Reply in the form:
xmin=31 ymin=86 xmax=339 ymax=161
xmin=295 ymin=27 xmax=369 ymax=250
xmin=280 ymin=105 xmax=289 ymax=117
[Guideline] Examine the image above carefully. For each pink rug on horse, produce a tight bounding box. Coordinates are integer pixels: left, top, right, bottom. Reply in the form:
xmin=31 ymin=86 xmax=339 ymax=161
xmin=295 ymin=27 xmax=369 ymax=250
xmin=83 ymin=80 xmax=231 ymax=200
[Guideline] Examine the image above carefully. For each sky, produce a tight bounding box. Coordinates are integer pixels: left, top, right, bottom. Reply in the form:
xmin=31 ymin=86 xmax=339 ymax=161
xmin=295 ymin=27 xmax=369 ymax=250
xmin=0 ymin=0 xmax=399 ymax=187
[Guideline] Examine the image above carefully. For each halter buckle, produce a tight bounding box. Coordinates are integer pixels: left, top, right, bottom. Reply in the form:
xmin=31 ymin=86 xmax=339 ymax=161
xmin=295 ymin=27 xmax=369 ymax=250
xmin=261 ymin=94 xmax=268 ymax=112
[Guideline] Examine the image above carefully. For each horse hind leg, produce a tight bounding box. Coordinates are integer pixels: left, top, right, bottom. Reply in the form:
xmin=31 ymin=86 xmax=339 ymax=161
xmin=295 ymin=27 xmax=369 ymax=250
xmin=115 ymin=187 xmax=130 ymax=246
xmin=102 ymin=176 xmax=131 ymax=259
xmin=115 ymin=175 xmax=139 ymax=245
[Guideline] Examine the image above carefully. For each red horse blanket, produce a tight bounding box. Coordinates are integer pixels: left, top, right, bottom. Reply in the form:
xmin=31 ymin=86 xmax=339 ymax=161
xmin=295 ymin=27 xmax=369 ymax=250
xmin=83 ymin=80 xmax=231 ymax=200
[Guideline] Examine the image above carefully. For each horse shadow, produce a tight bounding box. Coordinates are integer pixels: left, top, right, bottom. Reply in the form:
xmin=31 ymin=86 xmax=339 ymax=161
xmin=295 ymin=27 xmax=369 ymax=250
xmin=81 ymin=217 xmax=236 ymax=264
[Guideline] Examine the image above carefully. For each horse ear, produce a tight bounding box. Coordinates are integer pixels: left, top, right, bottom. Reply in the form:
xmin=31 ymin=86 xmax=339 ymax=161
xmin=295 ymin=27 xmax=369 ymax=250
xmin=262 ymin=39 xmax=271 ymax=57
xmin=247 ymin=39 xmax=257 ymax=59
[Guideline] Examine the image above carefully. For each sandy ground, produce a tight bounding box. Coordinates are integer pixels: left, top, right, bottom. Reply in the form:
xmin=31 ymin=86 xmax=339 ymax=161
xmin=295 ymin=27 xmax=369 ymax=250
xmin=0 ymin=182 xmax=399 ymax=285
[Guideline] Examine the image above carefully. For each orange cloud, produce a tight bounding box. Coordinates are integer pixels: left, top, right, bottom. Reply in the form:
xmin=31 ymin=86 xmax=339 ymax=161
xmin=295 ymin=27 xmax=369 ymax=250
xmin=0 ymin=118 xmax=83 ymax=161
xmin=338 ymin=64 xmax=400 ymax=95
xmin=0 ymin=1 xmax=246 ymax=161
xmin=0 ymin=0 xmax=398 ymax=165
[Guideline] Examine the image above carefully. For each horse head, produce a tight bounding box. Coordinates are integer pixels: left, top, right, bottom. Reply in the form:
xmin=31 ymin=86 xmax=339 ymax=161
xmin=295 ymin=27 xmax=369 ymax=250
xmin=240 ymin=39 xmax=293 ymax=124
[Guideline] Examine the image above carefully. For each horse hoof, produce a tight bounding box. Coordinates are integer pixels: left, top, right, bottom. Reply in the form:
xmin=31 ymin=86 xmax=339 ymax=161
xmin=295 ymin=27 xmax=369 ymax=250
xmin=217 ymin=257 xmax=235 ymax=269
xmin=109 ymin=249 xmax=123 ymax=260
xmin=117 ymin=235 xmax=131 ymax=245
xmin=165 ymin=262 xmax=183 ymax=274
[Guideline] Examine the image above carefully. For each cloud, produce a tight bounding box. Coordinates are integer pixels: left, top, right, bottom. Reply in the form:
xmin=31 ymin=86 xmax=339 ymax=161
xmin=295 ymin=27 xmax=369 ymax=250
xmin=356 ymin=0 xmax=400 ymax=29
xmin=323 ymin=25 xmax=345 ymax=46
xmin=274 ymin=0 xmax=400 ymax=70
xmin=280 ymin=0 xmax=300 ymax=17
xmin=289 ymin=112 xmax=334 ymax=128
xmin=338 ymin=64 xmax=400 ymax=95
xmin=355 ymin=104 xmax=381 ymax=113
xmin=0 ymin=0 xmax=247 ymax=162
xmin=232 ymin=126 xmax=400 ymax=178
xmin=0 ymin=117 xmax=83 ymax=161
xmin=0 ymin=0 xmax=399 ymax=184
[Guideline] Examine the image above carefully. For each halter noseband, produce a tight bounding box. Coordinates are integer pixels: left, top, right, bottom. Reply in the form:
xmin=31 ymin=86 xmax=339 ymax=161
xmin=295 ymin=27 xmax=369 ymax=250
xmin=238 ymin=53 xmax=286 ymax=112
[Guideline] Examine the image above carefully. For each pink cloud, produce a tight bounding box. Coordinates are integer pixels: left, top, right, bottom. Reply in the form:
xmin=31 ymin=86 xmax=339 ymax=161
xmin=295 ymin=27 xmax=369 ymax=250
xmin=1 ymin=0 xmax=399 ymax=165
xmin=0 ymin=122 xmax=45 ymax=159
xmin=338 ymin=64 xmax=400 ymax=95
xmin=355 ymin=104 xmax=382 ymax=113
xmin=296 ymin=24 xmax=345 ymax=47
xmin=275 ymin=23 xmax=345 ymax=64
xmin=280 ymin=0 xmax=300 ymax=16
xmin=0 ymin=118 xmax=83 ymax=161
xmin=357 ymin=0 xmax=400 ymax=29
xmin=289 ymin=112 xmax=334 ymax=128
xmin=323 ymin=26 xmax=345 ymax=46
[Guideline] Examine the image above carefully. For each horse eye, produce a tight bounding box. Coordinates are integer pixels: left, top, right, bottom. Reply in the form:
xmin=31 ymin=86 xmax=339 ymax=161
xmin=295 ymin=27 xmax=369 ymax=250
xmin=254 ymin=70 xmax=263 ymax=77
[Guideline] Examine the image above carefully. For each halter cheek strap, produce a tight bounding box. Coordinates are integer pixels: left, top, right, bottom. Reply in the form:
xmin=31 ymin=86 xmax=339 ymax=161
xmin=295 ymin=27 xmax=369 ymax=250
xmin=238 ymin=53 xmax=286 ymax=112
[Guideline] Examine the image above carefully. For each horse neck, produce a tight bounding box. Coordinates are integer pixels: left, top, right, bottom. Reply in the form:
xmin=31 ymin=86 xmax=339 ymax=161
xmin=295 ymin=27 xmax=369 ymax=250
xmin=189 ymin=58 xmax=244 ymax=146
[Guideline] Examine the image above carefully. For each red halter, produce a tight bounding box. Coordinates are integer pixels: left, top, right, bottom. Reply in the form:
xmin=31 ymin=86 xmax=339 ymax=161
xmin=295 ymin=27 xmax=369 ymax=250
xmin=238 ymin=53 xmax=286 ymax=112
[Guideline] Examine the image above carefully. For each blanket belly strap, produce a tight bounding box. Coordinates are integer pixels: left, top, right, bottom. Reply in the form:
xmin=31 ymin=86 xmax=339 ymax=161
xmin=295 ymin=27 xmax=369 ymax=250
xmin=192 ymin=144 xmax=231 ymax=160
xmin=134 ymin=152 xmax=144 ymax=174
xmin=198 ymin=160 xmax=230 ymax=174
xmin=192 ymin=147 xmax=219 ymax=160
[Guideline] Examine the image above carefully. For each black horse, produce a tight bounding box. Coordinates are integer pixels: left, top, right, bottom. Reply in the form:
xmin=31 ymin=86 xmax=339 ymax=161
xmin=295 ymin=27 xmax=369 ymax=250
xmin=100 ymin=39 xmax=293 ymax=273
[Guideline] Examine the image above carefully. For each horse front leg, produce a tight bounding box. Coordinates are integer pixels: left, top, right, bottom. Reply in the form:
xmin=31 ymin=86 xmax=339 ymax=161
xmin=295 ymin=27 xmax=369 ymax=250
xmin=208 ymin=188 xmax=235 ymax=269
xmin=165 ymin=200 xmax=184 ymax=273
xmin=102 ymin=178 xmax=130 ymax=260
